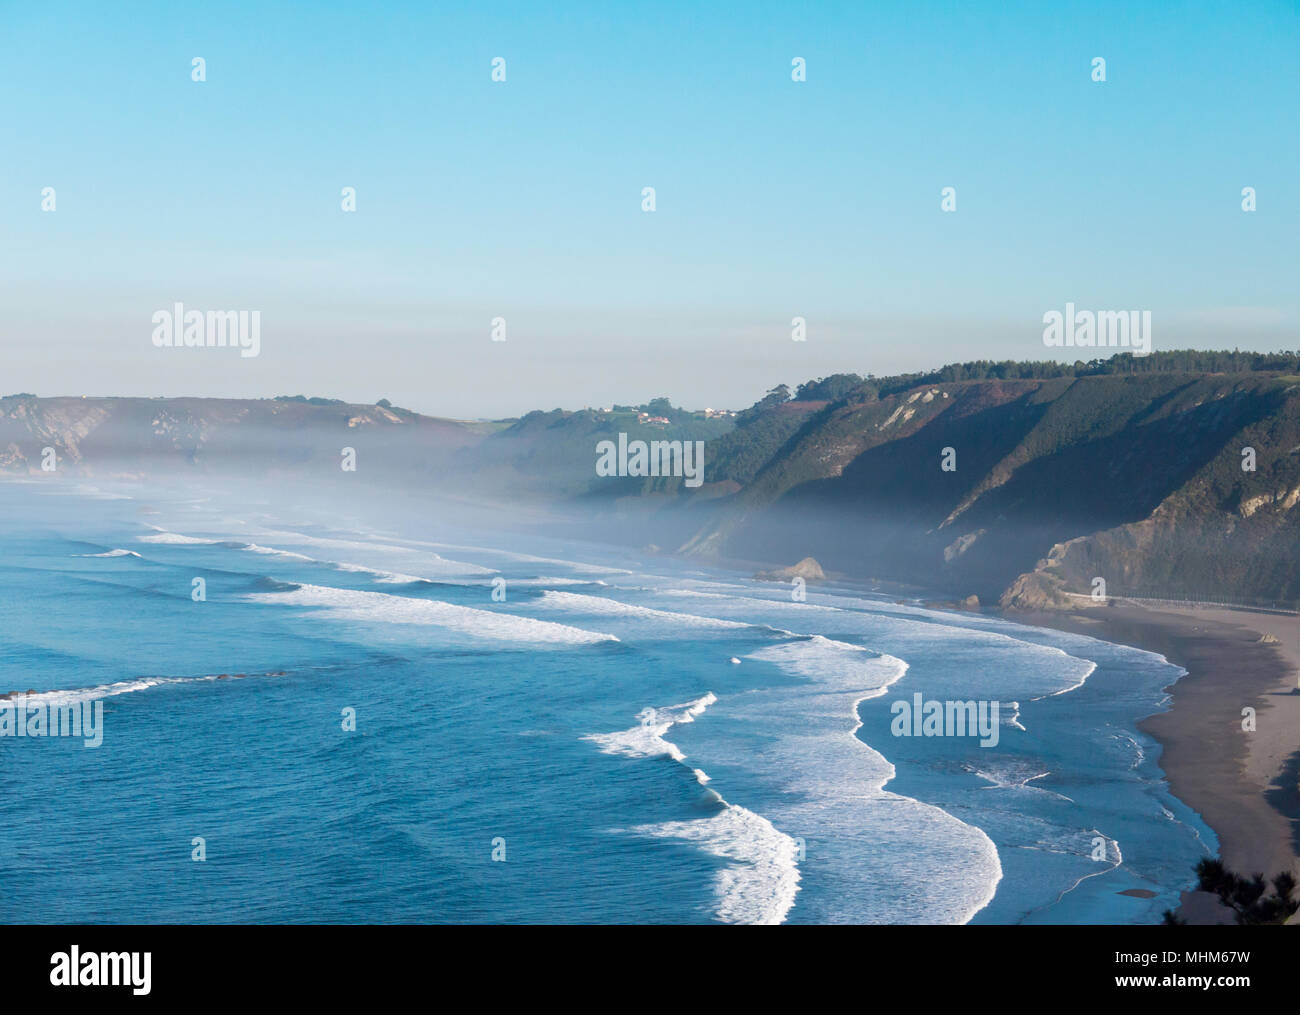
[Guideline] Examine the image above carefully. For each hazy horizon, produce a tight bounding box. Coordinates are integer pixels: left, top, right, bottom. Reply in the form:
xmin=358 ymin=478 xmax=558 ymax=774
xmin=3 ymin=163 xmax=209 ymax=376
xmin=12 ymin=336 xmax=1300 ymax=421
xmin=0 ymin=340 xmax=1294 ymax=418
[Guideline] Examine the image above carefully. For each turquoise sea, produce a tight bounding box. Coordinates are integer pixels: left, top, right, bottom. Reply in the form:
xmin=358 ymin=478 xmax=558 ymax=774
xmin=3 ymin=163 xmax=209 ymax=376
xmin=0 ymin=478 xmax=1215 ymax=923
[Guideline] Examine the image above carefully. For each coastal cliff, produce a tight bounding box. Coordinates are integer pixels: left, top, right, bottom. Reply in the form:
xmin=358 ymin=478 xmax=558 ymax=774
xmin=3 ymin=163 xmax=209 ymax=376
xmin=11 ymin=351 xmax=1300 ymax=609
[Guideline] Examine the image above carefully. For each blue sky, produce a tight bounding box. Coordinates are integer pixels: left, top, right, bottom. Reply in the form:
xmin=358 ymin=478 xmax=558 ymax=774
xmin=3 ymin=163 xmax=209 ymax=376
xmin=1 ymin=0 xmax=1296 ymax=417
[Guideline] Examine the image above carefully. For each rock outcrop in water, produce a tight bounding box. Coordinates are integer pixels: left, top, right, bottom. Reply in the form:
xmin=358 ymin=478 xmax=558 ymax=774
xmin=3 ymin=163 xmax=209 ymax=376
xmin=754 ymin=557 xmax=826 ymax=582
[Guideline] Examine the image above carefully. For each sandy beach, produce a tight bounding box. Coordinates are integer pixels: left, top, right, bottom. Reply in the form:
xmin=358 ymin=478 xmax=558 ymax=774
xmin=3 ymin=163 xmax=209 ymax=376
xmin=1016 ymin=603 xmax=1300 ymax=923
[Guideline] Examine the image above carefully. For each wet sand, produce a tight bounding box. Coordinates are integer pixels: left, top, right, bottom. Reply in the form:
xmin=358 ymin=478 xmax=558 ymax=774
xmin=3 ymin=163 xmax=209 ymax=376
xmin=1014 ymin=603 xmax=1300 ymax=923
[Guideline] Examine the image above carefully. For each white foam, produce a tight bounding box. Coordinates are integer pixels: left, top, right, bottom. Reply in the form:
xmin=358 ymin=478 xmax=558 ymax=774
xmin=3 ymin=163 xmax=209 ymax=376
xmin=715 ymin=636 xmax=1004 ymax=924
xmin=247 ymin=583 xmax=618 ymax=645
xmin=458 ymin=576 xmax=605 ymax=588
xmin=245 ymin=530 xmax=497 ymax=578
xmin=1029 ymin=659 xmax=1098 ymax=700
xmin=242 ymin=543 xmax=315 ymax=561
xmin=747 ymin=636 xmax=906 ymax=696
xmin=1046 ymin=830 xmax=1124 ymax=905
xmin=237 ymin=543 xmax=425 ymax=583
xmin=138 ymin=531 xmax=217 ymax=545
xmin=658 ymin=587 xmax=1099 ymax=700
xmin=573 ymin=584 xmax=1007 ymax=923
xmin=537 ymin=590 xmax=752 ymax=629
xmin=588 ymin=693 xmax=803 ymax=925
xmin=148 ymin=530 xmax=492 ymax=586
xmin=386 ymin=539 xmax=633 ymax=575
xmin=75 ymin=549 xmax=142 ymax=558
xmin=585 ymin=694 xmax=718 ymax=763
xmin=1112 ymin=732 xmax=1147 ymax=769
xmin=630 ymin=806 xmax=802 ymax=926
xmin=968 ymin=761 xmax=1061 ymax=794
xmin=7 ymin=675 xmax=220 ymax=707
xmin=330 ymin=561 xmax=426 ymax=584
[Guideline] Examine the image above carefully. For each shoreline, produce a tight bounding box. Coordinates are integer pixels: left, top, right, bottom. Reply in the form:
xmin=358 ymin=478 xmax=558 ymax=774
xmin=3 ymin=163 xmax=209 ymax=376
xmin=678 ymin=552 xmax=1300 ymax=922
xmin=1010 ymin=603 xmax=1300 ymax=923
xmin=573 ymin=545 xmax=1300 ymax=923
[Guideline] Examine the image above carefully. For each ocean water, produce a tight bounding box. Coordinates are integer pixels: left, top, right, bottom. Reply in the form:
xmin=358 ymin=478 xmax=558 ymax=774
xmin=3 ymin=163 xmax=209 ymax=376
xmin=0 ymin=479 xmax=1215 ymax=924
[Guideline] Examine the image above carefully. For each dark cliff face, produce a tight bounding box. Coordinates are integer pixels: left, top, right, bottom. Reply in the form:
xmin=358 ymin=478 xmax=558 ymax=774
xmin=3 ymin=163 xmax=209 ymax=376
xmin=667 ymin=372 xmax=1300 ymax=606
xmin=10 ymin=368 xmax=1300 ymax=606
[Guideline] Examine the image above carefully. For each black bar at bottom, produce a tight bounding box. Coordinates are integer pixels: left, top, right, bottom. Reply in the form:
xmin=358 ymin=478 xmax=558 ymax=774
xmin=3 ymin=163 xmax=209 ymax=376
xmin=0 ymin=923 xmax=1284 ymax=1002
